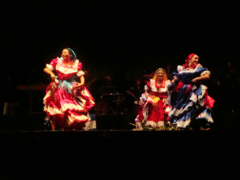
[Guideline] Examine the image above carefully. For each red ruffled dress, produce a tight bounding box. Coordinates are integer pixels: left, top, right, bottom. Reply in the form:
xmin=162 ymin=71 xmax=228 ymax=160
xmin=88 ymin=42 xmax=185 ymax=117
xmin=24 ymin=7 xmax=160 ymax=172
xmin=43 ymin=58 xmax=95 ymax=129
xmin=135 ymin=79 xmax=171 ymax=128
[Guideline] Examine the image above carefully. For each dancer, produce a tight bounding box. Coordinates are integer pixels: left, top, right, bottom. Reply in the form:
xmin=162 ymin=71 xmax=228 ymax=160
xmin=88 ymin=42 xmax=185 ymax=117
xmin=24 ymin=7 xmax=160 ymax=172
xmin=43 ymin=48 xmax=95 ymax=130
xmin=135 ymin=68 xmax=171 ymax=130
xmin=169 ymin=53 xmax=215 ymax=130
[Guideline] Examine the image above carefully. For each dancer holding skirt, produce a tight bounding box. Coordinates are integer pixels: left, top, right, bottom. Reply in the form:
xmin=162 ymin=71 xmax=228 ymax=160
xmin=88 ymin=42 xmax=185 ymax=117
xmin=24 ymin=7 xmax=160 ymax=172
xmin=168 ymin=53 xmax=215 ymax=130
xmin=43 ymin=48 xmax=95 ymax=130
xmin=135 ymin=68 xmax=171 ymax=130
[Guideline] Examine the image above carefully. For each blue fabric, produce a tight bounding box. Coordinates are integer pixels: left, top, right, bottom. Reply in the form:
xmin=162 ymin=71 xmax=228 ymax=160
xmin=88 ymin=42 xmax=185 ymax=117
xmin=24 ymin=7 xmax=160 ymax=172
xmin=196 ymin=108 xmax=212 ymax=121
xmin=67 ymin=48 xmax=77 ymax=62
xmin=169 ymin=65 xmax=213 ymax=127
xmin=56 ymin=75 xmax=82 ymax=106
xmin=179 ymin=67 xmax=208 ymax=84
xmin=57 ymin=75 xmax=76 ymax=93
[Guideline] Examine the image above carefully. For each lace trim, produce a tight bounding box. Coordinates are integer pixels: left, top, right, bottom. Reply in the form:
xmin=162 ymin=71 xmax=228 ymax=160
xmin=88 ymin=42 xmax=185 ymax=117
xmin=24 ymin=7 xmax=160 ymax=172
xmin=43 ymin=81 xmax=59 ymax=105
xmin=197 ymin=112 xmax=214 ymax=123
xmin=176 ymin=119 xmax=191 ymax=128
xmin=68 ymin=112 xmax=90 ymax=123
xmin=189 ymin=93 xmax=197 ymax=103
xmin=177 ymin=65 xmax=184 ymax=72
xmin=83 ymin=120 xmax=96 ymax=130
xmin=44 ymin=103 xmax=85 ymax=116
xmin=149 ymin=79 xmax=168 ymax=92
xmin=178 ymin=64 xmax=203 ymax=74
xmin=55 ymin=58 xmax=79 ymax=75
xmin=145 ymin=121 xmax=165 ymax=128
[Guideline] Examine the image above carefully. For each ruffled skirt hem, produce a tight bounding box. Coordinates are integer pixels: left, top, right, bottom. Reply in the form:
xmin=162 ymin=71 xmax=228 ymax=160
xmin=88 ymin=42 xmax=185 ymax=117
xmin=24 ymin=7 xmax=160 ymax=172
xmin=43 ymin=81 xmax=95 ymax=128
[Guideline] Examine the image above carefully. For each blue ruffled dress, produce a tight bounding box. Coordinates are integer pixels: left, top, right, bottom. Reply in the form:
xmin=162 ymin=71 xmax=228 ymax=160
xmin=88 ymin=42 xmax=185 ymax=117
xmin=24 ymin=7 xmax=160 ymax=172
xmin=168 ymin=64 xmax=215 ymax=128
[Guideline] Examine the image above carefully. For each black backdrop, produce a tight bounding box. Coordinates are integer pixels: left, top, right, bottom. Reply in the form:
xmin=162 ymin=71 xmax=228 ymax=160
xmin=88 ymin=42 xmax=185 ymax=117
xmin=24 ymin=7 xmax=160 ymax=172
xmin=1 ymin=0 xmax=240 ymax=108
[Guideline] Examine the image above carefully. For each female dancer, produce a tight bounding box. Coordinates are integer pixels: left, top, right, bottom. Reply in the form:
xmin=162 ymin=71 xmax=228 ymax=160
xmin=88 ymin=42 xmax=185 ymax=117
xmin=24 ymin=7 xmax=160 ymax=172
xmin=169 ymin=53 xmax=215 ymax=130
xmin=135 ymin=68 xmax=171 ymax=130
xmin=43 ymin=48 xmax=95 ymax=130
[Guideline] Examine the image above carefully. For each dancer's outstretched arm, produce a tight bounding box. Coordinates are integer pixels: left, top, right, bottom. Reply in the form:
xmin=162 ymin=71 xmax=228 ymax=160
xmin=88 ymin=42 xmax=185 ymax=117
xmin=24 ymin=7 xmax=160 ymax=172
xmin=76 ymin=76 xmax=85 ymax=87
xmin=192 ymin=74 xmax=210 ymax=83
xmin=43 ymin=67 xmax=56 ymax=81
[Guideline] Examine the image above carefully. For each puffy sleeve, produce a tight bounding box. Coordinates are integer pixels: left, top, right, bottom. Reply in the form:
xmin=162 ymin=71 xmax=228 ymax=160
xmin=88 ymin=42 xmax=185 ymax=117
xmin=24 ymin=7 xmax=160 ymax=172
xmin=194 ymin=64 xmax=210 ymax=78
xmin=177 ymin=65 xmax=184 ymax=73
xmin=46 ymin=58 xmax=58 ymax=71
xmin=76 ymin=62 xmax=85 ymax=77
xmin=165 ymin=80 xmax=171 ymax=88
xmin=78 ymin=62 xmax=83 ymax=70
xmin=201 ymin=70 xmax=211 ymax=77
xmin=144 ymin=81 xmax=151 ymax=91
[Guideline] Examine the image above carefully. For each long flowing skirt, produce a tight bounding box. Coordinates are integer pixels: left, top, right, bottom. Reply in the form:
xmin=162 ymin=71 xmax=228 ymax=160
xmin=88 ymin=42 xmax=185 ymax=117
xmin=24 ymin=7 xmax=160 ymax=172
xmin=135 ymin=93 xmax=170 ymax=128
xmin=43 ymin=79 xmax=95 ymax=129
xmin=169 ymin=82 xmax=215 ymax=128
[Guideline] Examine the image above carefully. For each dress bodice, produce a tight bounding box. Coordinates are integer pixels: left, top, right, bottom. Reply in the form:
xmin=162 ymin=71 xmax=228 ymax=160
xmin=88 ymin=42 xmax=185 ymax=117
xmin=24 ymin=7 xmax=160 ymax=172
xmin=174 ymin=64 xmax=210 ymax=84
xmin=145 ymin=79 xmax=171 ymax=97
xmin=46 ymin=58 xmax=84 ymax=80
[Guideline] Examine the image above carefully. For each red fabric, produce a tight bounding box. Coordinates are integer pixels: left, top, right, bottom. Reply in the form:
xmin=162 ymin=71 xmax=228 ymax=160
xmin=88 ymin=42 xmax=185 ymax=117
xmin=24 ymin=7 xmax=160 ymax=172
xmin=147 ymin=98 xmax=167 ymax=123
xmin=182 ymin=53 xmax=198 ymax=69
xmin=172 ymin=81 xmax=184 ymax=93
xmin=44 ymin=84 xmax=95 ymax=128
xmin=146 ymin=81 xmax=151 ymax=89
xmin=44 ymin=58 xmax=94 ymax=129
xmin=78 ymin=62 xmax=83 ymax=70
xmin=74 ymin=86 xmax=95 ymax=112
xmin=45 ymin=88 xmax=82 ymax=110
xmin=137 ymin=80 xmax=169 ymax=125
xmin=204 ymin=90 xmax=215 ymax=108
xmin=149 ymin=92 xmax=166 ymax=98
xmin=50 ymin=58 xmax=58 ymax=69
xmin=137 ymin=104 xmax=145 ymax=122
xmin=185 ymin=84 xmax=192 ymax=94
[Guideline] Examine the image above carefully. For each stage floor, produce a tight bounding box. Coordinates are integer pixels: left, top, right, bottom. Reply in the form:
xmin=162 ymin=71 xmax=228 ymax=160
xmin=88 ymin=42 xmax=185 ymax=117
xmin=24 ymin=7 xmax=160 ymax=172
xmin=1 ymin=110 xmax=240 ymax=132
xmin=0 ymin=130 xmax=239 ymax=179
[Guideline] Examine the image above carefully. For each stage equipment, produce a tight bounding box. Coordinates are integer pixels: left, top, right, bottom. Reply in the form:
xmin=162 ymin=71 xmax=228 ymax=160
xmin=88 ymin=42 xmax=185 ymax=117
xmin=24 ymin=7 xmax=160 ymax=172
xmin=96 ymin=114 xmax=136 ymax=130
xmin=17 ymin=85 xmax=48 ymax=114
xmin=97 ymin=93 xmax=125 ymax=115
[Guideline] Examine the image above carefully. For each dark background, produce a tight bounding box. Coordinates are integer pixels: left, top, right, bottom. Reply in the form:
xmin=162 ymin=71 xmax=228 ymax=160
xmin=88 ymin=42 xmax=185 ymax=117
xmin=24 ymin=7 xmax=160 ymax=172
xmin=0 ymin=2 xmax=240 ymax=179
xmin=1 ymin=1 xmax=240 ymax=117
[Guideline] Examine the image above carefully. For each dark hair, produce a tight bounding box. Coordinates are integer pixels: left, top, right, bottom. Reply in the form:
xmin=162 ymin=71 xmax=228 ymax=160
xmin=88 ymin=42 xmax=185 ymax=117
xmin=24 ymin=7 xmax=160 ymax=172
xmin=63 ymin=48 xmax=74 ymax=61
xmin=64 ymin=48 xmax=77 ymax=61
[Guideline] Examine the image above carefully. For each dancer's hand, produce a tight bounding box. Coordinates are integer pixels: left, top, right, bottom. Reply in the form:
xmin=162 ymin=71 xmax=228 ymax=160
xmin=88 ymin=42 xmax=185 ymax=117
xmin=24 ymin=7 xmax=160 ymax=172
xmin=50 ymin=73 xmax=56 ymax=81
xmin=172 ymin=75 xmax=179 ymax=83
xmin=139 ymin=99 xmax=144 ymax=105
xmin=136 ymin=123 xmax=142 ymax=130
xmin=192 ymin=77 xmax=199 ymax=83
xmin=74 ymin=83 xmax=84 ymax=88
